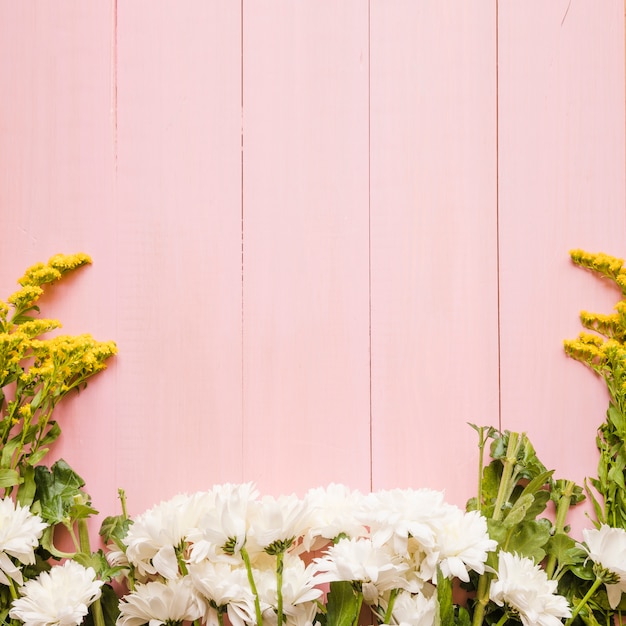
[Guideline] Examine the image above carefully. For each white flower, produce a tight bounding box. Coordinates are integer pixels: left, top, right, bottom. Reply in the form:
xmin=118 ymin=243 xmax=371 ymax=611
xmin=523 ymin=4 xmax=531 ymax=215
xmin=299 ymin=484 xmax=367 ymax=551
xmin=435 ymin=509 xmax=497 ymax=582
xmin=9 ymin=560 xmax=103 ymax=626
xmin=188 ymin=560 xmax=256 ymax=626
xmin=489 ymin=551 xmax=571 ymax=626
xmin=117 ymin=577 xmax=205 ymax=626
xmin=314 ymin=537 xmax=410 ymax=602
xmin=124 ymin=491 xmax=214 ymax=579
xmin=580 ymin=524 xmax=626 ymax=608
xmin=384 ymin=589 xmax=436 ymax=626
xmin=0 ymin=496 xmax=47 ymax=585
xmin=252 ymin=554 xmax=322 ymax=617
xmin=188 ymin=482 xmax=259 ymax=562
xmin=360 ymin=488 xmax=452 ymax=556
xmin=247 ymin=493 xmax=308 ymax=554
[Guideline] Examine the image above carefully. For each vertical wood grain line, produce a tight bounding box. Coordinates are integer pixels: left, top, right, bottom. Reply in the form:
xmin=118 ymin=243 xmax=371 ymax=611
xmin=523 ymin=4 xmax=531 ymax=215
xmin=111 ymin=0 xmax=118 ymax=173
xmin=240 ymin=0 xmax=245 ymax=481
xmin=495 ymin=0 xmax=502 ymax=431
xmin=368 ymin=0 xmax=373 ymax=492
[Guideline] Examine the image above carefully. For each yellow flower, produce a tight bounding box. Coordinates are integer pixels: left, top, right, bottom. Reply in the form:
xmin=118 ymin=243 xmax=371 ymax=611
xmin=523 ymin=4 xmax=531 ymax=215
xmin=7 ymin=285 xmax=44 ymax=310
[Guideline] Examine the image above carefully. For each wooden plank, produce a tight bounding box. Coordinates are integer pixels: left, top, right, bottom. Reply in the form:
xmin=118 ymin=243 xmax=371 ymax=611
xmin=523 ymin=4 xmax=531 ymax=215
xmin=114 ymin=1 xmax=243 ymax=514
xmin=0 ymin=2 xmax=120 ymax=522
xmin=369 ymin=1 xmax=499 ymax=507
xmin=242 ymin=1 xmax=371 ymax=495
xmin=498 ymin=1 xmax=626 ymax=506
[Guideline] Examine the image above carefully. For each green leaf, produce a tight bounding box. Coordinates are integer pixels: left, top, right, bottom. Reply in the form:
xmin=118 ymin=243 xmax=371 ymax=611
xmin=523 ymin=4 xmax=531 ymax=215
xmin=100 ymin=515 xmax=132 ymax=549
xmin=34 ymin=459 xmax=88 ymax=525
xmin=83 ymin=584 xmax=120 ymax=626
xmin=0 ymin=468 xmax=21 ymax=488
xmin=436 ymin=567 xmax=455 ymax=626
xmin=504 ymin=519 xmax=552 ymax=562
xmin=16 ymin=464 xmax=37 ymax=507
xmin=38 ymin=421 xmax=61 ymax=447
xmin=325 ymin=581 xmax=360 ymax=626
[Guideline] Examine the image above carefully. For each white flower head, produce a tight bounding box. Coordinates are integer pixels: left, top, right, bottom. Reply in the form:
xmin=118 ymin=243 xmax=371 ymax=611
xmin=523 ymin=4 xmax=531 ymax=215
xmin=383 ymin=589 xmax=436 ymax=626
xmin=314 ymin=537 xmax=410 ymax=602
xmin=0 ymin=496 xmax=47 ymax=585
xmin=188 ymin=482 xmax=259 ymax=562
xmin=10 ymin=560 xmax=103 ymax=626
xmin=489 ymin=551 xmax=571 ymax=626
xmin=580 ymin=524 xmax=626 ymax=608
xmin=253 ymin=554 xmax=322 ymax=617
xmin=247 ymin=493 xmax=308 ymax=554
xmin=188 ymin=560 xmax=256 ymax=626
xmin=124 ymin=491 xmax=214 ymax=579
xmin=117 ymin=577 xmax=205 ymax=626
xmin=299 ymin=484 xmax=368 ymax=551
xmin=435 ymin=509 xmax=497 ymax=583
xmin=360 ymin=488 xmax=452 ymax=557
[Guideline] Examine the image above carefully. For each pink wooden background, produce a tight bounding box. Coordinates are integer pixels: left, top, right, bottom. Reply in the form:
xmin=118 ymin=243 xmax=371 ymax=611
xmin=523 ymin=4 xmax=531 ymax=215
xmin=0 ymin=2 xmax=624 ymax=534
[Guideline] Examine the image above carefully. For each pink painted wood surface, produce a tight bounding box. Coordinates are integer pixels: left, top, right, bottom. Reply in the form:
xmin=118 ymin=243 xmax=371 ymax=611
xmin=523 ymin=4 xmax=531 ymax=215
xmin=242 ymin=2 xmax=371 ymax=495
xmin=369 ymin=2 xmax=499 ymax=508
xmin=0 ymin=3 xmax=624 ymax=529
xmin=498 ymin=1 xmax=626 ymax=507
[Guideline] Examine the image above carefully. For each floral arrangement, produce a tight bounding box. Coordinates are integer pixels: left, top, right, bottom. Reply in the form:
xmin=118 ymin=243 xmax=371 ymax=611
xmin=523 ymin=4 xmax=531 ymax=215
xmin=3 ymin=250 xmax=626 ymax=626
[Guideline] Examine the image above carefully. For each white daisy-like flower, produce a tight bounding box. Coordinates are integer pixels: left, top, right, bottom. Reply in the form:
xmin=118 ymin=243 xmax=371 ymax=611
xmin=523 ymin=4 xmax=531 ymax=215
xmin=434 ymin=509 xmax=497 ymax=583
xmin=383 ymin=589 xmax=436 ymax=626
xmin=188 ymin=560 xmax=256 ymax=626
xmin=9 ymin=560 xmax=103 ymax=626
xmin=252 ymin=554 xmax=322 ymax=617
xmin=489 ymin=551 xmax=571 ymax=626
xmin=580 ymin=524 xmax=626 ymax=608
xmin=299 ymin=484 xmax=368 ymax=552
xmin=0 ymin=496 xmax=47 ymax=585
xmin=188 ymin=482 xmax=259 ymax=563
xmin=117 ymin=577 xmax=205 ymax=626
xmin=247 ymin=493 xmax=308 ymax=555
xmin=360 ymin=488 xmax=453 ymax=557
xmin=124 ymin=491 xmax=214 ymax=579
xmin=314 ymin=537 xmax=410 ymax=602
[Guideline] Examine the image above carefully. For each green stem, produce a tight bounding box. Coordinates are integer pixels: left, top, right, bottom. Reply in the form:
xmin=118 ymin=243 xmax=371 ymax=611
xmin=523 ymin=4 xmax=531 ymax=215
xmin=276 ymin=550 xmax=285 ymax=626
xmin=477 ymin=427 xmax=488 ymax=513
xmin=90 ymin=598 xmax=105 ymax=626
xmin=566 ymin=577 xmax=603 ymax=625
xmin=241 ymin=547 xmax=263 ymax=626
xmin=473 ymin=433 xmax=522 ymax=626
xmin=352 ymin=590 xmax=363 ymax=626
xmin=492 ymin=432 xmax=521 ymax=522
xmin=545 ymin=481 xmax=575 ymax=578
xmin=383 ymin=589 xmax=399 ymax=625
xmin=493 ymin=611 xmax=509 ymax=626
xmin=77 ymin=517 xmax=91 ymax=555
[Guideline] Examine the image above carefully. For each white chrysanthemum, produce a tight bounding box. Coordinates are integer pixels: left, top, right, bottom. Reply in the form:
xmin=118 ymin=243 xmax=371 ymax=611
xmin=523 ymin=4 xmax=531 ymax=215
xmin=252 ymin=554 xmax=322 ymax=617
xmin=0 ymin=496 xmax=47 ymax=585
xmin=124 ymin=491 xmax=214 ymax=579
xmin=188 ymin=560 xmax=256 ymax=626
xmin=283 ymin=600 xmax=320 ymax=626
xmin=580 ymin=524 xmax=626 ymax=608
xmin=299 ymin=484 xmax=368 ymax=551
xmin=489 ymin=551 xmax=571 ymax=626
xmin=434 ymin=509 xmax=497 ymax=583
xmin=314 ymin=537 xmax=410 ymax=602
xmin=247 ymin=493 xmax=308 ymax=554
xmin=360 ymin=488 xmax=454 ymax=557
xmin=188 ymin=483 xmax=259 ymax=563
xmin=384 ymin=589 xmax=436 ymax=626
xmin=9 ymin=560 xmax=103 ymax=626
xmin=117 ymin=577 xmax=205 ymax=626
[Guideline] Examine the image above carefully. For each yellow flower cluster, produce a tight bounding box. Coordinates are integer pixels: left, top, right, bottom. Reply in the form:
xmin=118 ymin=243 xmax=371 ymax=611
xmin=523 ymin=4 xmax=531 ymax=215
xmin=0 ymin=253 xmax=116 ymax=487
xmin=569 ymin=249 xmax=626 ymax=294
xmin=564 ymin=251 xmax=626 ymax=378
